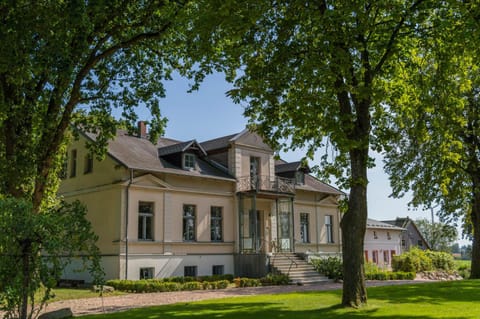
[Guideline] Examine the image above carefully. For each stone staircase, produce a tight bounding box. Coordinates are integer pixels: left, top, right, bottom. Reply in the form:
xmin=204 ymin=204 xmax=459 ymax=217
xmin=270 ymin=253 xmax=330 ymax=284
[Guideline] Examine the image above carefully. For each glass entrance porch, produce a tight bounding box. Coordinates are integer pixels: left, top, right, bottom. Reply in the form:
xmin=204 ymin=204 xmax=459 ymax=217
xmin=238 ymin=194 xmax=294 ymax=254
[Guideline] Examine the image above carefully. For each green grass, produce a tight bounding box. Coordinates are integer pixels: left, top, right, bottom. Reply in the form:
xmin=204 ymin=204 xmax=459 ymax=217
xmin=82 ymin=280 xmax=480 ymax=319
xmin=42 ymin=288 xmax=124 ymax=302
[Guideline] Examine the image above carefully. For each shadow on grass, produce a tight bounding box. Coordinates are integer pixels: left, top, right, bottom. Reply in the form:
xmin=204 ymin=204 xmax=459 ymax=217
xmin=83 ymin=300 xmax=474 ymax=319
xmin=367 ymin=280 xmax=480 ymax=305
xmin=82 ymin=280 xmax=480 ymax=319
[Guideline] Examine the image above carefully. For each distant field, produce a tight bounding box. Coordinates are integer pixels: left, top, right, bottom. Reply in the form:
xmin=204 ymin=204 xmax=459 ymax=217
xmin=81 ymin=280 xmax=480 ymax=319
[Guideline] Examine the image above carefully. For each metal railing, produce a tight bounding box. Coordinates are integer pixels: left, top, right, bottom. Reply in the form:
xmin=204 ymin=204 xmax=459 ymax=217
xmin=237 ymin=175 xmax=295 ymax=194
xmin=270 ymin=241 xmax=297 ymax=276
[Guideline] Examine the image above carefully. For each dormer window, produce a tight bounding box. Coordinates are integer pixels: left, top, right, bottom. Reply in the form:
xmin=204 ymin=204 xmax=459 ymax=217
xmin=184 ymin=153 xmax=195 ymax=170
xmin=295 ymin=171 xmax=305 ymax=185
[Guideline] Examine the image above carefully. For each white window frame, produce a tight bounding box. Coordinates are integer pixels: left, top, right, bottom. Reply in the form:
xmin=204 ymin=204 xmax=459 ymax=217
xmin=183 ymin=204 xmax=196 ymax=241
xmin=183 ymin=153 xmax=196 ymax=170
xmin=210 ymin=206 xmax=223 ymax=242
xmin=300 ymin=213 xmax=309 ymax=243
xmin=140 ymin=267 xmax=154 ymax=279
xmin=325 ymin=215 xmax=334 ymax=243
xmin=138 ymin=202 xmax=154 ymax=241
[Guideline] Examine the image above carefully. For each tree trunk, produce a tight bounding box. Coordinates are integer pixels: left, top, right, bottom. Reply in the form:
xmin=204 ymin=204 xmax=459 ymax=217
xmin=470 ymin=175 xmax=480 ymax=278
xmin=341 ymin=147 xmax=368 ymax=307
xmin=19 ymin=241 xmax=32 ymax=319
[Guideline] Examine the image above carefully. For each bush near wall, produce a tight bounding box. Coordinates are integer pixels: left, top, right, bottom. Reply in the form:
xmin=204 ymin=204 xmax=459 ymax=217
xmin=310 ymin=257 xmax=343 ymax=281
xmin=365 ymin=271 xmax=416 ymax=280
xmin=233 ymin=277 xmax=261 ymax=287
xmin=311 ymin=257 xmax=416 ymax=281
xmin=392 ymin=248 xmax=455 ymax=273
xmin=107 ymin=273 xmax=288 ymax=293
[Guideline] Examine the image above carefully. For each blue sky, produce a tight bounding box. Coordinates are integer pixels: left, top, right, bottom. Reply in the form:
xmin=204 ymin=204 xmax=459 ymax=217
xmin=136 ymin=72 xmax=468 ymax=244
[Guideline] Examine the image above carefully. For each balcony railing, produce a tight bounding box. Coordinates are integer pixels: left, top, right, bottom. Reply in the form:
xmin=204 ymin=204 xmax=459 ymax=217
xmin=237 ymin=175 xmax=295 ymax=194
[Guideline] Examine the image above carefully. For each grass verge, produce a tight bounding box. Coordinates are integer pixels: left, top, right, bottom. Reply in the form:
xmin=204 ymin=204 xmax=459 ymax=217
xmin=81 ymin=280 xmax=480 ymax=319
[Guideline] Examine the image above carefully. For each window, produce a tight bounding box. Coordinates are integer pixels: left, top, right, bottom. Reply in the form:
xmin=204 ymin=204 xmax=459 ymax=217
xmin=417 ymin=240 xmax=423 ymax=247
xmin=300 ymin=213 xmax=309 ymax=243
xmin=212 ymin=265 xmax=224 ymax=275
xmin=138 ymin=202 xmax=154 ymax=240
xmin=183 ymin=204 xmax=196 ymax=241
xmin=383 ymin=250 xmax=389 ymax=264
xmin=372 ymin=250 xmax=379 ymax=264
xmin=140 ymin=267 xmax=154 ymax=279
xmin=401 ymin=239 xmax=406 ymax=247
xmin=295 ymin=171 xmax=305 ymax=185
xmin=184 ymin=266 xmax=197 ymax=277
xmin=387 ymin=231 xmax=391 ymax=240
xmin=325 ymin=215 xmax=334 ymax=243
xmin=373 ymin=231 xmax=378 ymax=239
xmin=183 ymin=153 xmax=195 ymax=170
xmin=69 ymin=149 xmax=77 ymax=178
xmin=364 ymin=250 xmax=369 ymax=262
xmin=84 ymin=153 xmax=93 ymax=174
xmin=210 ymin=206 xmax=223 ymax=241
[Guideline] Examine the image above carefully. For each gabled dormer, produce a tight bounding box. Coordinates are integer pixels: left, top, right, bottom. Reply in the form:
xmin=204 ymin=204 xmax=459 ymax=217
xmin=158 ymin=140 xmax=207 ymax=171
xmin=275 ymin=161 xmax=311 ymax=185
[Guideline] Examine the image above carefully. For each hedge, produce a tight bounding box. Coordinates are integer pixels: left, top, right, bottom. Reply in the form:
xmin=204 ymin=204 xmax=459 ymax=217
xmin=365 ymin=271 xmax=416 ymax=280
xmin=106 ymin=279 xmax=231 ymax=293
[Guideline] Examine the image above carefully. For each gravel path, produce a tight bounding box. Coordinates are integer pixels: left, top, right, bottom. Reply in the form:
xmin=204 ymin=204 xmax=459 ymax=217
xmin=40 ymin=280 xmax=426 ymax=317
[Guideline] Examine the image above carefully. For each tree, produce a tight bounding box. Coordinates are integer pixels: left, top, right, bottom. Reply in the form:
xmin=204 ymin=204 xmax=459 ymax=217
xmin=0 ymin=1 xmax=193 ymax=318
xmin=415 ymin=219 xmax=458 ymax=252
xmin=187 ymin=0 xmax=435 ymax=307
xmin=383 ymin=1 xmax=480 ymax=278
xmin=0 ymin=197 xmax=102 ymax=319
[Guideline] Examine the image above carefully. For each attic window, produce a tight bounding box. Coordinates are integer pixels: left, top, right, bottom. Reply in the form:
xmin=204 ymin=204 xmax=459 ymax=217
xmin=184 ymin=153 xmax=195 ymax=170
xmin=295 ymin=171 xmax=305 ymax=185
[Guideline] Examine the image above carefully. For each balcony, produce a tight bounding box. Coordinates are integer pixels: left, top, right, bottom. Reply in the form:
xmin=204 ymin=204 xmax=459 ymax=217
xmin=237 ymin=175 xmax=295 ymax=195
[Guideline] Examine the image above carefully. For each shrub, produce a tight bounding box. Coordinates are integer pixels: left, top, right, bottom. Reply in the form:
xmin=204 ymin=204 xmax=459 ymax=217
xmin=235 ymin=278 xmax=260 ymax=288
xmin=215 ymin=280 xmax=230 ymax=289
xmin=182 ymin=281 xmax=202 ymax=291
xmin=392 ymin=247 xmax=433 ymax=272
xmin=425 ymin=250 xmax=455 ymax=271
xmin=311 ymin=256 xmax=343 ymax=280
xmin=364 ymin=271 xmax=415 ymax=280
xmin=260 ymin=273 xmax=290 ymax=286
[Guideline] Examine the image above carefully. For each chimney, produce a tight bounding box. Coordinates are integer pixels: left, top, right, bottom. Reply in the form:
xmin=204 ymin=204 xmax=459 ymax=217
xmin=138 ymin=121 xmax=147 ymax=138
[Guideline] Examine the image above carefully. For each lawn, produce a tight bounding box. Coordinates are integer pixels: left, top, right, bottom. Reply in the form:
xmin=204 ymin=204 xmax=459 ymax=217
xmin=82 ymin=280 xmax=480 ymax=319
xmin=39 ymin=287 xmax=124 ymax=303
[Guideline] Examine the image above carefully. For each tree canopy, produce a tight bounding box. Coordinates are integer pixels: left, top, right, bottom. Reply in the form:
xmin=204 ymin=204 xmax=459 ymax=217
xmin=187 ymin=0 xmax=436 ymax=307
xmin=415 ymin=219 xmax=458 ymax=252
xmin=0 ymin=2 xmax=194 ymax=318
xmin=383 ymin=1 xmax=480 ymax=277
xmin=0 ymin=0 xmax=192 ymax=210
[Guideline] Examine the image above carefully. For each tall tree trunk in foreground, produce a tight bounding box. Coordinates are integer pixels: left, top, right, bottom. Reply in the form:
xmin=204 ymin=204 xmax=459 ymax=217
xmin=341 ymin=147 xmax=369 ymax=307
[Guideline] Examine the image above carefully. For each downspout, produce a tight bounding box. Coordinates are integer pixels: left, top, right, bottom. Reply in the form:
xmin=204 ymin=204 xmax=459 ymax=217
xmin=125 ymin=168 xmax=134 ymax=279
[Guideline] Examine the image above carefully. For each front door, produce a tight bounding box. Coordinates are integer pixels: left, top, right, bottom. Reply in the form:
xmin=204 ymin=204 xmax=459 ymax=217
xmin=277 ymin=199 xmax=294 ymax=252
xmin=249 ymin=210 xmax=262 ymax=252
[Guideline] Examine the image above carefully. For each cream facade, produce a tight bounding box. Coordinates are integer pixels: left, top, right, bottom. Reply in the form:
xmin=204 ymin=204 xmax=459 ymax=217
xmin=59 ymin=126 xmax=343 ymax=281
xmin=364 ymin=219 xmax=405 ymax=269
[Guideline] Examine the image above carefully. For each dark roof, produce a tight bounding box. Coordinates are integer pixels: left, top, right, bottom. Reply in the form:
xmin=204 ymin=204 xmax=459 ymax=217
xmin=383 ymin=217 xmax=410 ymax=229
xmin=157 ymin=140 xmax=207 ymax=157
xmin=275 ymin=161 xmax=311 ymax=174
xmin=367 ymin=218 xmax=405 ymax=231
xmin=200 ymin=133 xmax=239 ymax=152
xmin=84 ymin=130 xmax=235 ymax=181
xmin=298 ymin=174 xmax=344 ymax=195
